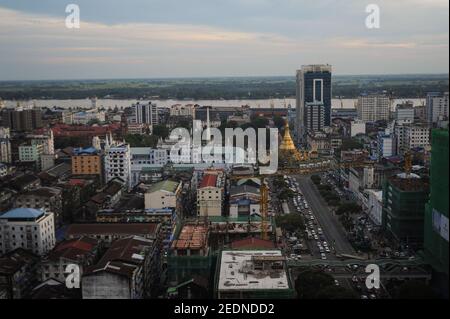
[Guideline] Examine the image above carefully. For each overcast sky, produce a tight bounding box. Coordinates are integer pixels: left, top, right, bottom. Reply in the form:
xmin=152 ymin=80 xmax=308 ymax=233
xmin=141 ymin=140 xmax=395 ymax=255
xmin=0 ymin=0 xmax=448 ymax=80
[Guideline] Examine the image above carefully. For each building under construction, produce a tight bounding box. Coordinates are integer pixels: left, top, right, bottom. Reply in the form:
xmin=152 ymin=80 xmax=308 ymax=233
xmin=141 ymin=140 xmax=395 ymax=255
xmin=214 ymin=250 xmax=295 ymax=299
xmin=382 ymin=172 xmax=430 ymax=244
xmin=167 ymin=222 xmax=214 ymax=290
xmin=207 ymin=216 xmax=275 ymax=251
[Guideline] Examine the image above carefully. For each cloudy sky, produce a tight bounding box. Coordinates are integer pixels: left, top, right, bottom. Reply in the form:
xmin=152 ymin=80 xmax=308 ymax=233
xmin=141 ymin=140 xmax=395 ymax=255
xmin=0 ymin=0 xmax=448 ymax=80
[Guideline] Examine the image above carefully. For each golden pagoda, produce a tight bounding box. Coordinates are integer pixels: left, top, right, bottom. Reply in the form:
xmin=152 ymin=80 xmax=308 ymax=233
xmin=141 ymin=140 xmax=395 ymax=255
xmin=280 ymin=121 xmax=297 ymax=151
xmin=279 ymin=121 xmax=309 ymax=163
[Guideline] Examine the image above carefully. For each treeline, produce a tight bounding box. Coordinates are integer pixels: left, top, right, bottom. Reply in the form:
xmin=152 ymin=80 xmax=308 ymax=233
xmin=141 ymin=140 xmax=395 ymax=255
xmin=0 ymin=75 xmax=448 ymax=100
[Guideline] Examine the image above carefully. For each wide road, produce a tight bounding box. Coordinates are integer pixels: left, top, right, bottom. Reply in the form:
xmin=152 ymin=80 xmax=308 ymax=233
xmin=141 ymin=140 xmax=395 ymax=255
xmin=297 ymin=176 xmax=355 ymax=255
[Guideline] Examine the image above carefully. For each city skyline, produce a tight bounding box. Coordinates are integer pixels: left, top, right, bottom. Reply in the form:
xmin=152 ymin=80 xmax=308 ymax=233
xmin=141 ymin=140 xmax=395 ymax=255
xmin=0 ymin=0 xmax=448 ymax=81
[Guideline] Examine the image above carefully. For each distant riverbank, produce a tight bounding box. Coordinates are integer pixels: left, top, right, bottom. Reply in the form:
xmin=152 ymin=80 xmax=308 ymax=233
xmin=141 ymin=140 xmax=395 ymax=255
xmin=2 ymin=98 xmax=426 ymax=110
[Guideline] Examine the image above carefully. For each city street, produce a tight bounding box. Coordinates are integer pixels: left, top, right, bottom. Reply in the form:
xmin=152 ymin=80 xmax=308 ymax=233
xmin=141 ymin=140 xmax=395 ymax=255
xmin=296 ymin=176 xmax=356 ymax=255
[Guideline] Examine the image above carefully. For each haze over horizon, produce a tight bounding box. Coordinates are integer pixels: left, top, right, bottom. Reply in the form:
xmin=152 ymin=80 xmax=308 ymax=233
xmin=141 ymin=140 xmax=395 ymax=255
xmin=0 ymin=0 xmax=448 ymax=81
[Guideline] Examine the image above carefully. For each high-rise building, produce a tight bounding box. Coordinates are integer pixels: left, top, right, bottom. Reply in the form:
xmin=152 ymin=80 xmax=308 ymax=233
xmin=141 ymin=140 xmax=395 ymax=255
xmin=134 ymin=102 xmax=158 ymax=126
xmin=296 ymin=64 xmax=332 ymax=143
xmin=426 ymin=92 xmax=449 ymax=126
xmin=424 ymin=129 xmax=448 ymax=296
xmin=382 ymin=173 xmax=429 ymax=244
xmin=357 ymin=94 xmax=390 ymax=122
xmin=1 ymin=108 xmax=43 ymax=132
xmin=377 ymin=129 xmax=395 ymax=159
xmin=394 ymin=123 xmax=431 ymax=155
xmin=104 ymin=143 xmax=132 ymax=189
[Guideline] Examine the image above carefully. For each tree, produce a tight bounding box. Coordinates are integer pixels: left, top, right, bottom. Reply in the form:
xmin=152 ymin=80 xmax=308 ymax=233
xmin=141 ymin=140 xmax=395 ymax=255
xmin=153 ymin=125 xmax=170 ymax=139
xmin=295 ymin=270 xmax=335 ymax=299
xmin=273 ymin=116 xmax=285 ymax=130
xmin=311 ymin=175 xmax=321 ymax=185
xmin=251 ymin=117 xmax=269 ymax=129
xmin=341 ymin=138 xmax=363 ymax=151
xmin=336 ymin=202 xmax=361 ymax=216
xmin=275 ymin=214 xmax=305 ymax=232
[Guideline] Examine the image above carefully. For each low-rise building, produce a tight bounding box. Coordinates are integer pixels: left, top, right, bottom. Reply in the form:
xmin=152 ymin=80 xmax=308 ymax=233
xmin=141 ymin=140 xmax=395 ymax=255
xmin=197 ymin=173 xmax=225 ymax=217
xmin=65 ymin=223 xmax=161 ymax=246
xmin=40 ymin=236 xmax=100 ymax=282
xmin=144 ymin=180 xmax=182 ymax=212
xmin=82 ymin=235 xmax=161 ymax=299
xmin=0 ymin=248 xmax=40 ymax=299
xmin=72 ymin=147 xmax=103 ymax=178
xmin=229 ymin=185 xmax=260 ymax=218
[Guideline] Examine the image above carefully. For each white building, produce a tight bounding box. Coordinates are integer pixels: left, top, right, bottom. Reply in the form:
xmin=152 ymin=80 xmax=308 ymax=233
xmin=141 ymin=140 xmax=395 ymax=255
xmin=395 ymin=124 xmax=430 ymax=154
xmin=0 ymin=208 xmax=55 ymax=255
xmin=169 ymin=104 xmax=196 ymax=117
xmin=350 ymin=120 xmax=366 ymax=137
xmin=377 ymin=129 xmax=395 ymax=159
xmin=366 ymin=190 xmax=383 ymax=226
xmin=357 ymin=94 xmax=390 ymax=122
xmin=426 ymin=92 xmax=449 ymax=125
xmin=395 ymin=105 xmax=415 ymax=125
xmin=197 ymin=173 xmax=225 ymax=217
xmin=73 ymin=109 xmax=106 ymax=125
xmin=104 ymin=144 xmax=132 ymax=189
xmin=0 ymin=137 xmax=11 ymax=163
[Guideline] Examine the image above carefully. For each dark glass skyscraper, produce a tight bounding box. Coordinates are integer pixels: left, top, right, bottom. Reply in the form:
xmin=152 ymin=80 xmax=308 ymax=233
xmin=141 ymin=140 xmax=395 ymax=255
xmin=296 ymin=64 xmax=332 ymax=144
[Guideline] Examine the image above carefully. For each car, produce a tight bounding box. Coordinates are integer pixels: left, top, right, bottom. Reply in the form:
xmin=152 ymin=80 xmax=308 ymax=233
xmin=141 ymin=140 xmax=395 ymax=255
xmin=334 ymin=280 xmax=340 ymax=286
xmin=325 ymin=248 xmax=331 ymax=253
xmin=361 ymin=295 xmax=369 ymax=300
xmin=321 ymin=253 xmax=327 ymax=260
xmin=314 ymin=235 xmax=319 ymax=240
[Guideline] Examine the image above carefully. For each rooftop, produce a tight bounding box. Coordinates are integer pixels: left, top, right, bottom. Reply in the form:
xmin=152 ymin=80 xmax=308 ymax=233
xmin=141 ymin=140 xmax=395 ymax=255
xmin=147 ymin=180 xmax=180 ymax=194
xmin=73 ymin=147 xmax=99 ymax=156
xmin=0 ymin=208 xmax=45 ymax=220
xmin=199 ymin=174 xmax=218 ymax=188
xmin=218 ymin=250 xmax=289 ymax=292
xmin=47 ymin=237 xmax=99 ymax=262
xmin=66 ymin=223 xmax=160 ymax=238
xmin=84 ymin=236 xmax=154 ymax=278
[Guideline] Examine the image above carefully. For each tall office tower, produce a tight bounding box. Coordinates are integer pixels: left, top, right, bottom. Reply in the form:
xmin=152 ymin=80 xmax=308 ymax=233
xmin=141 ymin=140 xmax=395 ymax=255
xmin=134 ymin=102 xmax=158 ymax=126
xmin=356 ymin=94 xmax=390 ymax=122
xmin=304 ymin=102 xmax=325 ymax=133
xmin=296 ymin=64 xmax=332 ymax=143
xmin=426 ymin=92 xmax=449 ymax=126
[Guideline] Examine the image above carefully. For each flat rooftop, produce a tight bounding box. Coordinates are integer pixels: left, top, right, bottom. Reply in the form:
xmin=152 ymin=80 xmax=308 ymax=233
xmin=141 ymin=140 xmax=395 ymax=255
xmin=218 ymin=250 xmax=289 ymax=292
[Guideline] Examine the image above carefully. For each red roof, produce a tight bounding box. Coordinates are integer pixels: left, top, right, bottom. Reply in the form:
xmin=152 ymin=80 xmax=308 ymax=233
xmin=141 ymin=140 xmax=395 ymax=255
xmin=199 ymin=174 xmax=218 ymax=188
